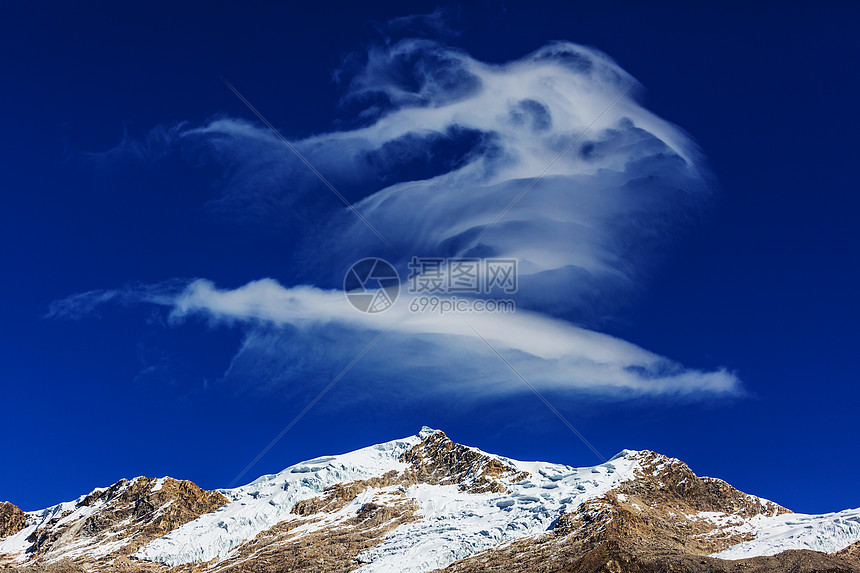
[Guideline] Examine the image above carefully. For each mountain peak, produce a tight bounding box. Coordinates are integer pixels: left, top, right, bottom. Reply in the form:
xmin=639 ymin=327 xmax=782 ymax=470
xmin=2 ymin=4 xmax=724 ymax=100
xmin=418 ymin=425 xmax=444 ymax=439
xmin=2 ymin=430 xmax=859 ymax=572
xmin=0 ymin=503 xmax=26 ymax=539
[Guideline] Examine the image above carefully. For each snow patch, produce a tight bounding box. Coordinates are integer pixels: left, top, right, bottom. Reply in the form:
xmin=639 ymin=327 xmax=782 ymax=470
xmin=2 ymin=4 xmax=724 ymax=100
xmin=134 ymin=432 xmax=643 ymax=571
xmin=133 ymin=434 xmax=422 ymax=566
xmin=350 ymin=453 xmax=642 ymax=572
xmin=713 ymin=507 xmax=860 ymax=559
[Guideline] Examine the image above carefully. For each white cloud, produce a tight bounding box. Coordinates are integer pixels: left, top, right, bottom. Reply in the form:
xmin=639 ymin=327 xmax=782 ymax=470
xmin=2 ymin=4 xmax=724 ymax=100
xmin=45 ymin=279 xmax=189 ymax=320
xmin=62 ymin=37 xmax=736 ymax=401
xmin=167 ymin=40 xmax=711 ymax=315
xmin=168 ymin=278 xmax=739 ymax=397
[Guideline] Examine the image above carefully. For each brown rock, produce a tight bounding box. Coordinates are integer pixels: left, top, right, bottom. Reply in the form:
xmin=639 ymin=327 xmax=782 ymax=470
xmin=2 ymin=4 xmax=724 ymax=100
xmin=3 ymin=477 xmax=227 ymax=571
xmin=0 ymin=503 xmax=27 ymax=538
xmin=3 ymin=435 xmax=858 ymax=573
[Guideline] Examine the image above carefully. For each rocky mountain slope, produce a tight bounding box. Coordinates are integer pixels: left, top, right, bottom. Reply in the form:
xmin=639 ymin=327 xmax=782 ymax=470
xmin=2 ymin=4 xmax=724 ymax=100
xmin=2 ymin=427 xmax=859 ymax=572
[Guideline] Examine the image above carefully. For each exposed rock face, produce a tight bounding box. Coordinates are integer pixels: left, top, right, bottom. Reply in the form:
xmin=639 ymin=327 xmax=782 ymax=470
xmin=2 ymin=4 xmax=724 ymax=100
xmin=0 ymin=477 xmax=226 ymax=571
xmin=606 ymin=450 xmax=789 ymax=554
xmin=0 ymin=504 xmax=26 ymax=539
xmin=291 ymin=470 xmax=404 ymax=516
xmin=213 ymin=490 xmax=419 ymax=573
xmin=432 ymin=524 xmax=860 ymax=573
xmin=430 ymin=451 xmax=859 ymax=573
xmin=289 ymin=429 xmax=529 ymax=520
xmin=398 ymin=429 xmax=529 ymax=493
xmin=840 ymin=541 xmax=860 ymax=560
xmin=2 ymin=429 xmax=859 ymax=573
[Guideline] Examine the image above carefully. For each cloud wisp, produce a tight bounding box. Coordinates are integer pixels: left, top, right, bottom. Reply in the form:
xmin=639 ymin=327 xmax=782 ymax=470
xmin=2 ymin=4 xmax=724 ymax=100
xmin=173 ymin=278 xmax=739 ymax=397
xmin=50 ymin=277 xmax=740 ymax=398
xmin=59 ymin=37 xmax=738 ymax=401
xmin=176 ymin=41 xmax=711 ymax=305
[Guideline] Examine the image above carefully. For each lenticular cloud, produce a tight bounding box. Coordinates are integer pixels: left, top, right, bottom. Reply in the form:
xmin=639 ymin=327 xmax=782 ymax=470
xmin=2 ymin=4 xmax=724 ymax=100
xmin=64 ymin=38 xmax=738 ymax=398
xmin=184 ymin=40 xmax=710 ymax=313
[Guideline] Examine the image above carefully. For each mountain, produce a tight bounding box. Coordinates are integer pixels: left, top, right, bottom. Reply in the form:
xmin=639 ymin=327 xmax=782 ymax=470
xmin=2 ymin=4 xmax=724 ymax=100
xmin=2 ymin=427 xmax=859 ymax=572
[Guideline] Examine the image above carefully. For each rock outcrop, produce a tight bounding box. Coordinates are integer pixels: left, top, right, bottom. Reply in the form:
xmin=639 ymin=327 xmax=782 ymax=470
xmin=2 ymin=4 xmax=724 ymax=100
xmin=2 ymin=429 xmax=858 ymax=572
xmin=0 ymin=477 xmax=226 ymax=571
xmin=0 ymin=504 xmax=26 ymax=539
xmin=433 ymin=450 xmax=860 ymax=573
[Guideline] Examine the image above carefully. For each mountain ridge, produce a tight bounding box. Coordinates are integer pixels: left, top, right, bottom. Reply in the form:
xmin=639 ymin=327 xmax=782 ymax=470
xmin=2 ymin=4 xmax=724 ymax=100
xmin=2 ymin=427 xmax=859 ymax=572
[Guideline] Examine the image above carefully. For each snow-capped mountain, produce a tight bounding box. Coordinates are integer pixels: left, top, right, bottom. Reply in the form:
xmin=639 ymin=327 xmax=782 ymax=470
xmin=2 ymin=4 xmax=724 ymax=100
xmin=2 ymin=427 xmax=859 ymax=572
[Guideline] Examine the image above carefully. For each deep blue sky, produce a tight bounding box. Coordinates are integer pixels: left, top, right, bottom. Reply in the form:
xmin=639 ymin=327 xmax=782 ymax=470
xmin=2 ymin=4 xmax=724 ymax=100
xmin=1 ymin=1 xmax=858 ymax=515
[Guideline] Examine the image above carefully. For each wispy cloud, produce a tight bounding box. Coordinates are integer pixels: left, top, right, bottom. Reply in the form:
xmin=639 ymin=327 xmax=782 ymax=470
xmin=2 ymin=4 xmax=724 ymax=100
xmin=45 ymin=279 xmax=190 ymax=320
xmin=60 ymin=36 xmax=736 ymax=401
xmin=172 ymin=278 xmax=740 ymax=397
xmin=49 ymin=278 xmax=740 ymax=398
